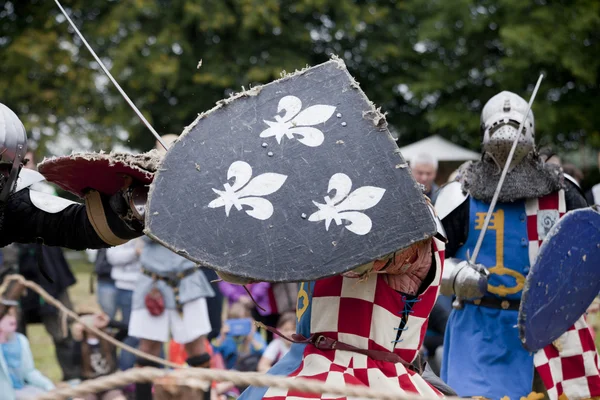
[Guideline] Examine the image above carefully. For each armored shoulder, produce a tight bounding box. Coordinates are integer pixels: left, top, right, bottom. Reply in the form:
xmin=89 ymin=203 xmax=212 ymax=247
xmin=563 ymin=174 xmax=588 ymax=210
xmin=434 ymin=181 xmax=469 ymax=220
xmin=15 ymin=168 xmax=45 ymax=193
xmin=15 ymin=169 xmax=76 ymax=214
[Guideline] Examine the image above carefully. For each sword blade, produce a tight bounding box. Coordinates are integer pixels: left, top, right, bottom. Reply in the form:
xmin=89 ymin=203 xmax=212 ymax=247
xmin=54 ymin=0 xmax=168 ymax=151
xmin=469 ymin=74 xmax=544 ymax=264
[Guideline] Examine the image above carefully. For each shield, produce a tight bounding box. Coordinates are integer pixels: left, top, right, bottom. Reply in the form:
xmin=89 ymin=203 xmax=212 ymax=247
xmin=145 ymin=59 xmax=436 ymax=282
xmin=38 ymin=151 xmax=159 ymax=198
xmin=519 ymin=206 xmax=600 ymax=352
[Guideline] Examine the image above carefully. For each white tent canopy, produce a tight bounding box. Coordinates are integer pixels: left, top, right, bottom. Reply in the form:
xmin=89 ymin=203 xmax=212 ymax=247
xmin=398 ymin=135 xmax=480 ymax=162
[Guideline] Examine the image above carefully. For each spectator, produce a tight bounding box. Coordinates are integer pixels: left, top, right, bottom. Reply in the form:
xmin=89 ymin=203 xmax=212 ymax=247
xmin=71 ymin=311 xmax=127 ymax=400
xmin=16 ymin=244 xmax=80 ymax=381
xmin=212 ymin=302 xmax=266 ymax=371
xmin=0 ymin=299 xmax=54 ymax=399
xmin=0 ymin=245 xmax=17 ymax=283
xmin=562 ymin=163 xmax=584 ymax=187
xmin=539 ymin=146 xmax=561 ymax=166
xmin=257 ymin=312 xmax=296 ymax=372
xmin=105 ymin=239 xmax=144 ymax=371
xmin=129 ymin=234 xmax=214 ymax=400
xmin=410 ymin=153 xmax=440 ymax=203
xmin=218 ymin=281 xmax=277 ymax=341
xmin=93 ymin=249 xmax=117 ymax=319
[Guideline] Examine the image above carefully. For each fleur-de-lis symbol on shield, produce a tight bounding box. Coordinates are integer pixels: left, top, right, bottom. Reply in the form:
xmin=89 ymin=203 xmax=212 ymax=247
xmin=308 ymin=173 xmax=386 ymax=235
xmin=259 ymin=95 xmax=336 ymax=147
xmin=208 ymin=161 xmax=287 ymax=221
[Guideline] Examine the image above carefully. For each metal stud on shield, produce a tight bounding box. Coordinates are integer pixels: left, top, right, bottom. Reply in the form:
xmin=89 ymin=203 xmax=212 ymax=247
xmin=145 ymin=58 xmax=436 ymax=282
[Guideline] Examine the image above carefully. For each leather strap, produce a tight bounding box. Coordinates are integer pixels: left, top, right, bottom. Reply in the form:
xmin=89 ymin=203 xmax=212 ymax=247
xmin=141 ymin=267 xmax=198 ymax=288
xmin=142 ymin=267 xmax=198 ymax=314
xmin=257 ymin=322 xmax=411 ymax=367
xmin=85 ymin=191 xmax=127 ymax=246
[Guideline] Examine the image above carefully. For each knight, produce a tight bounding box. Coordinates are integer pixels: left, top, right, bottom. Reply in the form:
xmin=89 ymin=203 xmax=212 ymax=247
xmin=436 ymin=90 xmax=600 ymax=399
xmin=221 ymin=203 xmax=453 ymax=399
xmin=0 ymin=102 xmax=145 ymax=251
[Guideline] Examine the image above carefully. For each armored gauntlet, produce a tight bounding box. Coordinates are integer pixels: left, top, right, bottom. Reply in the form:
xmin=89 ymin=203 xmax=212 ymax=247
xmin=440 ymin=258 xmax=489 ymax=299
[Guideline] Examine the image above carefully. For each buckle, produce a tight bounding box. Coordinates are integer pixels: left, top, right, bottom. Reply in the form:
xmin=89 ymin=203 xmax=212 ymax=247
xmin=501 ymin=300 xmax=510 ymax=310
xmin=314 ymin=335 xmax=326 ymax=346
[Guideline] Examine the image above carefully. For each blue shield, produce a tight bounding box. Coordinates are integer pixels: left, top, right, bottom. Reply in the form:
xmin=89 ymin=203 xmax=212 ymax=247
xmin=145 ymin=60 xmax=436 ymax=282
xmin=519 ymin=206 xmax=600 ymax=352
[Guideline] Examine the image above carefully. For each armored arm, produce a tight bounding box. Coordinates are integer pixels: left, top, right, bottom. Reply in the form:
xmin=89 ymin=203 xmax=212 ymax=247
xmin=4 ymin=185 xmax=143 ymax=250
xmin=440 ymin=257 xmax=489 ymax=299
xmin=435 ymin=181 xmax=488 ymax=298
xmin=434 ymin=181 xmax=469 ymax=258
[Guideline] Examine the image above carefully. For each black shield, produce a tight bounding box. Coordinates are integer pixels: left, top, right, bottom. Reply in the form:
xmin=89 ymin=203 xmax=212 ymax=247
xmin=146 ymin=59 xmax=436 ymax=282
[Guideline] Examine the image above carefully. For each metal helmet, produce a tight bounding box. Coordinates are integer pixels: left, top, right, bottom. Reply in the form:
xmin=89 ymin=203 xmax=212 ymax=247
xmin=0 ymin=103 xmax=28 ymax=202
xmin=480 ymin=91 xmax=535 ymax=170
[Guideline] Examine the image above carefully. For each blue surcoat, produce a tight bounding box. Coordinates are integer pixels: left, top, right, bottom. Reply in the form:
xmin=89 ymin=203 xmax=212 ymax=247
xmin=441 ymin=197 xmax=535 ymax=399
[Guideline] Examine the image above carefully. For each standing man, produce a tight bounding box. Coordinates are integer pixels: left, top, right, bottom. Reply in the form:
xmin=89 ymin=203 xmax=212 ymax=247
xmin=411 ymin=153 xmax=439 ymax=203
xmin=436 ymin=91 xmax=600 ymax=400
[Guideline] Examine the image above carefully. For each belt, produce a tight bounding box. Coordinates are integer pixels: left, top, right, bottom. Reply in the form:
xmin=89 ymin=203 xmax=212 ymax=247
xmin=461 ymin=297 xmax=520 ymax=311
xmin=142 ymin=267 xmax=197 ymax=288
xmin=142 ymin=267 xmax=198 ymax=312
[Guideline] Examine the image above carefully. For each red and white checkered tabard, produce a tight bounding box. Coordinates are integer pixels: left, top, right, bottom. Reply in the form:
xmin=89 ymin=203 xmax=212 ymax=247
xmin=263 ymin=238 xmax=445 ymax=400
xmin=526 ymin=190 xmax=600 ymax=400
xmin=525 ymin=188 xmax=566 ymax=268
xmin=534 ymin=318 xmax=600 ymax=400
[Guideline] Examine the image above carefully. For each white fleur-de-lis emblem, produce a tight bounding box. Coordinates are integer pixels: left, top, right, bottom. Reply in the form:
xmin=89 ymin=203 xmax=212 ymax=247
xmin=208 ymin=161 xmax=287 ymax=221
xmin=259 ymin=95 xmax=336 ymax=147
xmin=308 ymin=173 xmax=386 ymax=235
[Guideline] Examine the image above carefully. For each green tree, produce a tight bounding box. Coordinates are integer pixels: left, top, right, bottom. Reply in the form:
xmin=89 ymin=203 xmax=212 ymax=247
xmin=0 ymin=0 xmax=598 ymax=159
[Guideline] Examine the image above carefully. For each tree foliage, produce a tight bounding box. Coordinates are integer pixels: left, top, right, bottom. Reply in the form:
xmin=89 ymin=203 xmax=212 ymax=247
xmin=1 ymin=0 xmax=598 ymax=159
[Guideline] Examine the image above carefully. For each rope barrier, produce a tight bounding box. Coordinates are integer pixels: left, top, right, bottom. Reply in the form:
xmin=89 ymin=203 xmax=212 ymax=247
xmin=36 ymin=366 xmax=465 ymax=400
xmin=0 ymin=274 xmax=469 ymax=400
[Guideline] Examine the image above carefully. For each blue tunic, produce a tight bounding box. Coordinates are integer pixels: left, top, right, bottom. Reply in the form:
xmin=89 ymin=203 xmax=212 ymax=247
xmin=441 ymin=197 xmax=535 ymax=400
xmin=240 ymin=282 xmax=311 ymax=400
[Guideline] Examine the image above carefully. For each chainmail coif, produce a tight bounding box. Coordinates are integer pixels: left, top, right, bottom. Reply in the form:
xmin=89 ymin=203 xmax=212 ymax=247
xmin=461 ymin=152 xmax=564 ymax=203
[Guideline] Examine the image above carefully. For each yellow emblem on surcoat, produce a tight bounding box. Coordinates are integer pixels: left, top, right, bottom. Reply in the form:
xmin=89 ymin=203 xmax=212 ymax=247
xmin=475 ymin=210 xmax=525 ymax=296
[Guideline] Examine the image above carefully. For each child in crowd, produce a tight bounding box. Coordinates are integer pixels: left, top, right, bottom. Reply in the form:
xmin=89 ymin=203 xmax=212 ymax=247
xmin=218 ymin=281 xmax=278 ymax=341
xmin=71 ymin=311 xmax=128 ymax=400
xmin=0 ymin=299 xmax=55 ymax=400
xmin=257 ymin=312 xmax=296 ymax=373
xmin=212 ymin=302 xmax=266 ymax=371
